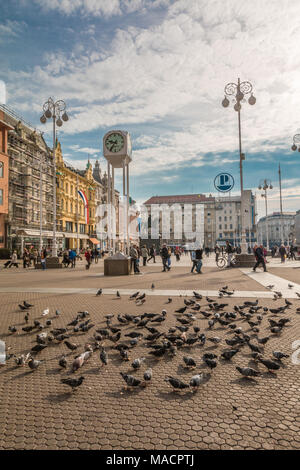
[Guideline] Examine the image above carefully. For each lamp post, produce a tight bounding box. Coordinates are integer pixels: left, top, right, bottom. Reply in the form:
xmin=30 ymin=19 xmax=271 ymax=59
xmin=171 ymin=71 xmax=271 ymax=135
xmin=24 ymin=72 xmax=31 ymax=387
xmin=222 ymin=78 xmax=256 ymax=255
xmin=278 ymin=163 xmax=284 ymax=244
xmin=39 ymin=153 xmax=48 ymax=253
xmin=40 ymin=98 xmax=69 ymax=257
xmin=258 ymin=179 xmax=273 ymax=250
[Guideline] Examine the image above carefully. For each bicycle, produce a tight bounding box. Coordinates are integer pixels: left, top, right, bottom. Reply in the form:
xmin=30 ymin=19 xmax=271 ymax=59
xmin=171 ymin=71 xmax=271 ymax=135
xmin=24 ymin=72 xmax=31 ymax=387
xmin=216 ymin=253 xmax=237 ymax=269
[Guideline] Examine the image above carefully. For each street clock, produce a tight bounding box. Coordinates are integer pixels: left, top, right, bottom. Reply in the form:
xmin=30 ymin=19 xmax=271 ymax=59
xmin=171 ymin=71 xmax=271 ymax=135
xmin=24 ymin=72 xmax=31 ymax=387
xmin=103 ymin=130 xmax=132 ymax=167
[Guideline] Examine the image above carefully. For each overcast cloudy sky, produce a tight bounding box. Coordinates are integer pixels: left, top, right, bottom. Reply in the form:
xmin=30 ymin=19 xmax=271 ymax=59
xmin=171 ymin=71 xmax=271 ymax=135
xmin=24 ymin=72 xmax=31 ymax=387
xmin=1 ymin=0 xmax=300 ymax=219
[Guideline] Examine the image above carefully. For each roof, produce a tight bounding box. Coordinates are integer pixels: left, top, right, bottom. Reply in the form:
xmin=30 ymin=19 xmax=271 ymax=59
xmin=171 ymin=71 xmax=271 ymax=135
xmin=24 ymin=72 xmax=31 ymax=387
xmin=144 ymin=194 xmax=215 ymax=205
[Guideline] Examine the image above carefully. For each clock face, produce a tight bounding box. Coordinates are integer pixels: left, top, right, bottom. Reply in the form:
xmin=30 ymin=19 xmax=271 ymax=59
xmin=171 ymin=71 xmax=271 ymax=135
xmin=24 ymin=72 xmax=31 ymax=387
xmin=105 ymin=133 xmax=125 ymax=153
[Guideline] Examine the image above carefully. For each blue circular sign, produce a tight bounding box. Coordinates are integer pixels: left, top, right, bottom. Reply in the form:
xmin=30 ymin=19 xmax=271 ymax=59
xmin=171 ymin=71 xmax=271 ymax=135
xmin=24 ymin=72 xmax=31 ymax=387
xmin=214 ymin=173 xmax=234 ymax=192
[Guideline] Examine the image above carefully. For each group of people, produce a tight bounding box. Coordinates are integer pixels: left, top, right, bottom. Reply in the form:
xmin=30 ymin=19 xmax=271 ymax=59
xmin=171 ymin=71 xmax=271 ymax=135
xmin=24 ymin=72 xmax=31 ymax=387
xmin=3 ymin=247 xmax=48 ymax=270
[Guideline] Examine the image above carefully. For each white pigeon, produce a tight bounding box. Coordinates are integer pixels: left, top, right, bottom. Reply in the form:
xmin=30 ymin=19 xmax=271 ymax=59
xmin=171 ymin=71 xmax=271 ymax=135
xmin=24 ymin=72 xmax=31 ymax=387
xmin=42 ymin=308 xmax=49 ymax=316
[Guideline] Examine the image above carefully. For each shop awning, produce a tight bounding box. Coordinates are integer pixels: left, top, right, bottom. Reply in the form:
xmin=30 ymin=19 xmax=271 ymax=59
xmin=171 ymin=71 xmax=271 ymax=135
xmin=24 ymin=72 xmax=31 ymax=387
xmin=16 ymin=229 xmax=65 ymax=238
xmin=89 ymin=238 xmax=100 ymax=244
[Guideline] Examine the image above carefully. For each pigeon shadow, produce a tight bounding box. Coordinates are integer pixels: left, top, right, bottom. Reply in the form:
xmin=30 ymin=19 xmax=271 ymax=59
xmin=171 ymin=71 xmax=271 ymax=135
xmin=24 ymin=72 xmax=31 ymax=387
xmin=46 ymin=392 xmax=73 ymax=403
xmin=230 ymin=377 xmax=259 ymax=386
xmin=156 ymin=390 xmax=194 ymax=401
xmin=46 ymin=367 xmax=61 ymax=376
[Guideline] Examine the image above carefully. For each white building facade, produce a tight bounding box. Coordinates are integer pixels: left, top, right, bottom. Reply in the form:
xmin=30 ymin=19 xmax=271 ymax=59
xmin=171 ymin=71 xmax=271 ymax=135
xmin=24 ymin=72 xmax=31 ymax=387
xmin=257 ymin=212 xmax=296 ymax=248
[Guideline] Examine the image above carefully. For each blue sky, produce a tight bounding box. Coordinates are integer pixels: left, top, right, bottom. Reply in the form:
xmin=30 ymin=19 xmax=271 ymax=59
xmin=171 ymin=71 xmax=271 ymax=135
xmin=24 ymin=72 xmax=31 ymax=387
xmin=1 ymin=0 xmax=300 ymax=219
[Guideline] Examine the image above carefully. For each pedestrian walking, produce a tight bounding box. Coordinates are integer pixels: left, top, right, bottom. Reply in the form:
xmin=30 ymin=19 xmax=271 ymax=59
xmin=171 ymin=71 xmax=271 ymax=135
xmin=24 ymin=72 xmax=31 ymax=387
xmin=161 ymin=244 xmax=170 ymax=272
xmin=195 ymin=247 xmax=203 ymax=274
xmin=253 ymin=244 xmax=267 ymax=272
xmin=214 ymin=245 xmax=220 ymax=263
xmin=225 ymin=240 xmax=233 ymax=268
xmin=279 ymin=244 xmax=286 ymax=263
xmin=141 ymin=245 xmax=148 ymax=266
xmin=40 ymin=248 xmax=47 ymax=270
xmin=8 ymin=251 xmax=19 ymax=268
xmin=69 ymin=249 xmax=76 ymax=268
xmin=147 ymin=245 xmax=156 ymax=263
xmin=85 ymin=248 xmax=91 ymax=269
xmin=190 ymin=250 xmax=198 ymax=273
xmin=94 ymin=248 xmax=99 ymax=264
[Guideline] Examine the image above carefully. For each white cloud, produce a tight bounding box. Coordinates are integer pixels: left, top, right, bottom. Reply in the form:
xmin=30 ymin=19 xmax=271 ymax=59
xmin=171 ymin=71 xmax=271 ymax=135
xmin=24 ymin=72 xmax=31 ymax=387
xmin=0 ymin=80 xmax=6 ymax=104
xmin=69 ymin=144 xmax=99 ymax=155
xmin=5 ymin=0 xmax=300 ymax=216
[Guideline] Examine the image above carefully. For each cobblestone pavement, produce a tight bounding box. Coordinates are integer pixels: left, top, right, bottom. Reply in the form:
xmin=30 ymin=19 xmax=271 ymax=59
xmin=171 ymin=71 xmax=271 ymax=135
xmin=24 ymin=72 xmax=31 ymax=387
xmin=0 ymin=288 xmax=299 ymax=450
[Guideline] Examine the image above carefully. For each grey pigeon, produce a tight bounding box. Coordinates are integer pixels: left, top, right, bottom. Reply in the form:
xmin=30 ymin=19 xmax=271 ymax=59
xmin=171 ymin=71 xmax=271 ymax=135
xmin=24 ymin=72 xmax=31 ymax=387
xmin=236 ymin=366 xmax=261 ymax=378
xmin=183 ymin=356 xmax=196 ymax=368
xmin=272 ymin=351 xmax=289 ymax=361
xmin=189 ymin=374 xmax=203 ymax=390
xmin=132 ymin=357 xmax=146 ymax=369
xmin=28 ymin=357 xmax=42 ymax=371
xmin=59 ymin=355 xmax=67 ymax=369
xmin=100 ymin=348 xmax=108 ymax=366
xmin=120 ymin=372 xmax=141 ymax=388
xmin=144 ymin=368 xmax=152 ymax=382
xmin=165 ymin=376 xmax=189 ymax=390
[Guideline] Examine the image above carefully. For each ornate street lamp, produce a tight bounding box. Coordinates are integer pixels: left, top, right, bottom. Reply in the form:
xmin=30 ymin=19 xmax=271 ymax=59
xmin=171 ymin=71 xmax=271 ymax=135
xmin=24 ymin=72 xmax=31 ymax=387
xmin=40 ymin=98 xmax=69 ymax=258
xmin=222 ymin=78 xmax=256 ymax=255
xmin=258 ymin=179 xmax=273 ymax=251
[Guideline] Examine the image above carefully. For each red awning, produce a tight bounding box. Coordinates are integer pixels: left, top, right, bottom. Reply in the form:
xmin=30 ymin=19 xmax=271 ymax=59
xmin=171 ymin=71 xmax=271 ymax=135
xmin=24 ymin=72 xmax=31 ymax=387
xmin=89 ymin=238 xmax=100 ymax=244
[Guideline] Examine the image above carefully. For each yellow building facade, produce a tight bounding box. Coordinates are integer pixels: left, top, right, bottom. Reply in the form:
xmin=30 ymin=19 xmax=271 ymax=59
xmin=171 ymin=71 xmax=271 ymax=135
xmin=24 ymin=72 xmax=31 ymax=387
xmin=55 ymin=140 xmax=97 ymax=250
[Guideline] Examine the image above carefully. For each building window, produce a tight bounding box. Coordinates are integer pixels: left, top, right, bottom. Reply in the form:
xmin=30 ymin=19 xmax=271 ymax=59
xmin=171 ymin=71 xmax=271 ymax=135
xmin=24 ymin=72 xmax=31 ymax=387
xmin=219 ymin=216 xmax=221 ymax=221
xmin=0 ymin=188 xmax=3 ymax=205
xmin=0 ymin=162 xmax=3 ymax=178
xmin=219 ymin=224 xmax=222 ymax=229
xmin=66 ymin=221 xmax=73 ymax=232
xmin=80 ymin=224 xmax=85 ymax=234
xmin=230 ymin=224 xmax=233 ymax=229
xmin=219 ymin=233 xmax=222 ymax=238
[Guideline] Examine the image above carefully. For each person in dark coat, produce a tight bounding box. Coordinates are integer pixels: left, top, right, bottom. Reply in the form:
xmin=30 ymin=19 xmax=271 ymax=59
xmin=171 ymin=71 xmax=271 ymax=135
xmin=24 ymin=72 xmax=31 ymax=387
xmin=195 ymin=247 xmax=203 ymax=274
xmin=279 ymin=244 xmax=286 ymax=263
xmin=253 ymin=244 xmax=267 ymax=272
xmin=161 ymin=244 xmax=170 ymax=272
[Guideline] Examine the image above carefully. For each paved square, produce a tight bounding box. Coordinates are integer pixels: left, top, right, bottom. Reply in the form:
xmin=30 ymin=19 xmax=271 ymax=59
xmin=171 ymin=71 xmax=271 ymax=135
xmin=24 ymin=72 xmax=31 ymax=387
xmin=0 ymin=257 xmax=299 ymax=450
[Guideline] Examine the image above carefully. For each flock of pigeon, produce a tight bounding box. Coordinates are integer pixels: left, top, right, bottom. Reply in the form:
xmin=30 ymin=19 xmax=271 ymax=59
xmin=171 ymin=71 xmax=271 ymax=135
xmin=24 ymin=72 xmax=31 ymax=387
xmin=4 ymin=283 xmax=296 ymax=394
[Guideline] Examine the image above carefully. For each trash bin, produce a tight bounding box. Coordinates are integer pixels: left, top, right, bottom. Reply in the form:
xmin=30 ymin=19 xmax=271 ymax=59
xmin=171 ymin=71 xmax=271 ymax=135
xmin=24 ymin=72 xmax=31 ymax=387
xmin=104 ymin=252 xmax=131 ymax=276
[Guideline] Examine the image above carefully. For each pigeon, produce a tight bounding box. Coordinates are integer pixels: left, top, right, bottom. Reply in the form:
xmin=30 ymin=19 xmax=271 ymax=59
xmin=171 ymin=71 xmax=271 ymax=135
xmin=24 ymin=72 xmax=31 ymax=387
xmin=22 ymin=325 xmax=35 ymax=333
xmin=296 ymin=293 xmax=300 ymax=298
xmin=193 ymin=292 xmax=202 ymax=299
xmin=167 ymin=298 xmax=172 ymax=304
xmin=236 ymin=366 xmax=261 ymax=378
xmin=56 ymin=310 xmax=61 ymax=316
xmin=144 ymin=368 xmax=152 ymax=382
xmin=15 ymin=353 xmax=30 ymax=366
xmin=151 ymin=283 xmax=155 ymax=290
xmin=24 ymin=313 xmax=29 ymax=324
xmin=28 ymin=357 xmax=42 ymax=371
xmin=46 ymin=320 xmax=52 ymax=326
xmin=116 ymin=291 xmax=121 ymax=298
xmin=164 ymin=376 xmax=189 ymax=390
xmin=8 ymin=326 xmax=17 ymax=334
xmin=247 ymin=342 xmax=263 ymax=354
xmin=288 ymin=283 xmax=294 ymax=289
xmin=183 ymin=356 xmax=196 ymax=368
xmin=117 ymin=314 xmax=127 ymax=324
xmin=96 ymin=288 xmax=102 ymax=296
xmin=189 ymin=374 xmax=203 ymax=390
xmin=109 ymin=332 xmax=121 ymax=343
xmin=272 ymin=351 xmax=289 ymax=361
xmin=120 ymin=349 xmax=129 ymax=361
xmin=202 ymin=353 xmax=217 ymax=360
xmin=31 ymin=344 xmax=47 ymax=353
xmin=175 ymin=307 xmax=187 ymax=314
xmin=61 ymin=376 xmax=85 ymax=392
xmin=71 ymin=355 xmax=85 ymax=373
xmin=274 ymin=291 xmax=282 ymax=298
xmin=136 ymin=293 xmax=146 ymax=301
xmin=207 ymin=337 xmax=221 ymax=345
xmin=270 ymin=326 xmax=283 ymax=334
xmin=285 ymin=299 xmax=292 ymax=307
xmin=256 ymin=336 xmax=270 ymax=345
xmin=59 ymin=355 xmax=67 ymax=369
xmin=130 ymin=291 xmax=139 ymax=299
xmin=185 ymin=336 xmax=199 ymax=346
xmin=125 ymin=332 xmax=143 ymax=339
xmin=266 ymin=285 xmax=274 ymax=290
xmin=203 ymin=358 xmax=217 ymax=369
xmin=131 ymin=357 xmax=146 ymax=369
xmin=100 ymin=348 xmax=108 ymax=366
xmin=42 ymin=308 xmax=49 ymax=316
xmin=23 ymin=301 xmax=33 ymax=308
xmin=120 ymin=372 xmax=141 ymax=388
xmin=258 ymin=357 xmax=281 ymax=373
xmin=18 ymin=304 xmax=28 ymax=311
xmin=64 ymin=341 xmax=78 ymax=351
xmin=221 ymin=349 xmax=239 ymax=361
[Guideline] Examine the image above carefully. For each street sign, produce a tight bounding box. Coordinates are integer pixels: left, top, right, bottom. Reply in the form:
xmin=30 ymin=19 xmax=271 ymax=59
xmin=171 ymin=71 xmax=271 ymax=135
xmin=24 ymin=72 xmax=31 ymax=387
xmin=214 ymin=173 xmax=234 ymax=192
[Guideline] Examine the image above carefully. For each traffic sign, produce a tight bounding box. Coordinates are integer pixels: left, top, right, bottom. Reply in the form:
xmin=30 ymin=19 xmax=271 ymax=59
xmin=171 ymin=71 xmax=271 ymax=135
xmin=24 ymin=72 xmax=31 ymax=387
xmin=214 ymin=173 xmax=234 ymax=192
